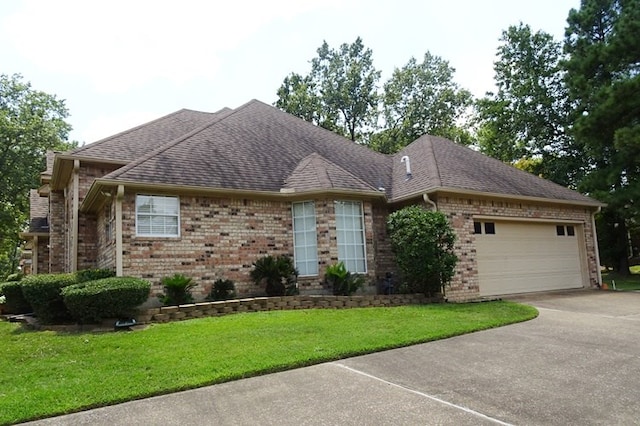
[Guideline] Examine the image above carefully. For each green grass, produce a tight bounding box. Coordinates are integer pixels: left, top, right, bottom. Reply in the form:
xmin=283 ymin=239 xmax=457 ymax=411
xmin=0 ymin=302 xmax=537 ymax=425
xmin=602 ymin=265 xmax=640 ymax=291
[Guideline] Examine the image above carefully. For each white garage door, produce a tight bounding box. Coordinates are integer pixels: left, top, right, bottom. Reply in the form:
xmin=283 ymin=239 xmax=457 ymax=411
xmin=475 ymin=220 xmax=585 ymax=297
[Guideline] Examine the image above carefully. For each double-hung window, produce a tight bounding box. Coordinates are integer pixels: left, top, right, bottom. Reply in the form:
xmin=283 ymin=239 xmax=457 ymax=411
xmin=136 ymin=195 xmax=180 ymax=237
xmin=335 ymin=201 xmax=367 ymax=273
xmin=292 ymin=201 xmax=318 ymax=276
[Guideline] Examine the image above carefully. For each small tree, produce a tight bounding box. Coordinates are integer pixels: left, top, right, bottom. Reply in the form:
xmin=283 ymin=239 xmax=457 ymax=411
xmin=387 ymin=206 xmax=457 ymax=297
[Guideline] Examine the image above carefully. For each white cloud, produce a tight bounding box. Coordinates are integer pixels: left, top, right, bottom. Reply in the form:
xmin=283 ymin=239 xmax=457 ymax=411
xmin=3 ymin=0 xmax=335 ymax=94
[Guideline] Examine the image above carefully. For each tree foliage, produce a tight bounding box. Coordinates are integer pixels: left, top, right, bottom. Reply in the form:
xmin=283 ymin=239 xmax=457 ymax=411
xmin=387 ymin=206 xmax=457 ymax=297
xmin=275 ymin=39 xmax=472 ymax=151
xmin=475 ymin=23 xmax=583 ymax=187
xmin=371 ymin=53 xmax=473 ymax=153
xmin=0 ymin=74 xmax=75 ymax=277
xmin=276 ymin=37 xmax=380 ymax=142
xmin=564 ymin=0 xmax=640 ymax=272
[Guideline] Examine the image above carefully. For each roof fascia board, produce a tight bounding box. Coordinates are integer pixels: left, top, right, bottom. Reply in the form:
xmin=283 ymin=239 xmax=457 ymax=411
xmin=19 ymin=232 xmax=49 ymax=239
xmin=50 ymin=154 xmax=128 ymax=190
xmin=390 ymin=187 xmax=604 ymax=209
xmin=81 ymin=179 xmax=386 ymax=213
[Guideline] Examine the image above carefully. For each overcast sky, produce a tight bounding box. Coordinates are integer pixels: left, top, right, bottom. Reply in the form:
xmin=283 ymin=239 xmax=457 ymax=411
xmin=1 ymin=0 xmax=580 ymax=144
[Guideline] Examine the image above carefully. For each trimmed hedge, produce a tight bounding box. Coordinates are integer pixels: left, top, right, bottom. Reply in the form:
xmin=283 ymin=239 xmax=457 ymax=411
xmin=75 ymin=268 xmax=115 ymax=283
xmin=21 ymin=273 xmax=77 ymax=324
xmin=0 ymin=281 xmax=32 ymax=314
xmin=62 ymin=277 xmax=150 ymax=323
xmin=5 ymin=272 xmax=23 ymax=282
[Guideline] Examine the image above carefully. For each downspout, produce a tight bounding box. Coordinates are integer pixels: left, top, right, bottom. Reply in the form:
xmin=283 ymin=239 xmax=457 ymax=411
xmin=423 ymin=193 xmax=437 ymax=211
xmin=115 ymin=185 xmax=124 ymax=277
xmin=33 ymin=235 xmax=38 ymax=274
xmin=591 ymin=206 xmax=603 ymax=288
xmin=71 ymin=159 xmax=80 ymax=272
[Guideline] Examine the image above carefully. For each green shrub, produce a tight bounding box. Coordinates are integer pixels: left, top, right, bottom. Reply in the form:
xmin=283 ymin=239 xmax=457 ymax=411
xmin=75 ymin=268 xmax=115 ymax=283
xmin=21 ymin=273 xmax=77 ymax=323
xmin=251 ymin=255 xmax=298 ymax=297
xmin=325 ymin=262 xmax=365 ymax=296
xmin=387 ymin=206 xmax=458 ymax=297
xmin=5 ymin=272 xmax=23 ymax=282
xmin=158 ymin=274 xmax=195 ymax=305
xmin=205 ymin=279 xmax=237 ymax=301
xmin=0 ymin=281 xmax=32 ymax=314
xmin=62 ymin=277 xmax=150 ymax=323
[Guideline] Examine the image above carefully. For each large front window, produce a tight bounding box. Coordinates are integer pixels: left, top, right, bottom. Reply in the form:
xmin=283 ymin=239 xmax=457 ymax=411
xmin=335 ymin=201 xmax=367 ymax=273
xmin=136 ymin=195 xmax=180 ymax=237
xmin=292 ymin=201 xmax=318 ymax=276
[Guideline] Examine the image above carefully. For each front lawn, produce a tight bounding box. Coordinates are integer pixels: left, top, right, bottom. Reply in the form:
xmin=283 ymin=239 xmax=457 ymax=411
xmin=602 ymin=266 xmax=640 ymax=290
xmin=0 ymin=301 xmax=537 ymax=425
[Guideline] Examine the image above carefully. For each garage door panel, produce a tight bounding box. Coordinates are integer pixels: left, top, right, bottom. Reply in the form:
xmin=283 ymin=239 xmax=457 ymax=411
xmin=476 ymin=221 xmax=584 ymax=296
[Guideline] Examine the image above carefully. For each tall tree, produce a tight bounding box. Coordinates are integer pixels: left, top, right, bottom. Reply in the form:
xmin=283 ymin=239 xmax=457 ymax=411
xmin=475 ymin=23 xmax=582 ymax=187
xmin=370 ymin=53 xmax=473 ymax=154
xmin=275 ymin=37 xmax=380 ymax=142
xmin=564 ymin=0 xmax=640 ymax=273
xmin=0 ymin=74 xmax=75 ymax=277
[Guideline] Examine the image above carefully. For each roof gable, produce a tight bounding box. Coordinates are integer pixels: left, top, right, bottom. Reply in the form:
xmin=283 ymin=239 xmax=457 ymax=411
xmin=283 ymin=153 xmax=379 ymax=193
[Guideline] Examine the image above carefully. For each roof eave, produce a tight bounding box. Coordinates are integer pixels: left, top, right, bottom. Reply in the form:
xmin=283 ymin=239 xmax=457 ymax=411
xmin=81 ymin=179 xmax=387 ymax=213
xmin=19 ymin=231 xmax=49 ymax=240
xmin=50 ymin=154 xmax=129 ymax=190
xmin=390 ymin=187 xmax=605 ymax=209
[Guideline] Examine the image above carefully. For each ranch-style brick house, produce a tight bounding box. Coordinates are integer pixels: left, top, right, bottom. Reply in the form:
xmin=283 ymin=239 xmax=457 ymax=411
xmin=22 ymin=99 xmax=603 ymax=301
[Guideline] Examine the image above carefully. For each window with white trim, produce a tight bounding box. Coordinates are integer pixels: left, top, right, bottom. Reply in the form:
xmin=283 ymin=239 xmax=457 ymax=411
xmin=335 ymin=200 xmax=367 ymax=273
xmin=136 ymin=195 xmax=180 ymax=237
xmin=292 ymin=201 xmax=318 ymax=276
xmin=104 ymin=201 xmax=115 ymax=242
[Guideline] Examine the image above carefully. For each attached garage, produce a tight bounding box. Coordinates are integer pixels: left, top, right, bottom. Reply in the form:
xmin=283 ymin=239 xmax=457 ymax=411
xmin=475 ymin=218 xmax=587 ymax=297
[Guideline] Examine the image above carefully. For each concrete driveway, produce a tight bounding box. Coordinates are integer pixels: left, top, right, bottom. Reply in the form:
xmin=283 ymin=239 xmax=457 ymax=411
xmin=25 ymin=290 xmax=640 ymax=425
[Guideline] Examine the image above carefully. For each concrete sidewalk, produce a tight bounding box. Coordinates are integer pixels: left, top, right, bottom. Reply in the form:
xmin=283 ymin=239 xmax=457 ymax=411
xmin=23 ymin=291 xmax=640 ymax=425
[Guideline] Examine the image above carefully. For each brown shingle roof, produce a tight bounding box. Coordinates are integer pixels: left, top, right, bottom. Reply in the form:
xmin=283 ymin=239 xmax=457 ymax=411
xmin=283 ymin=153 xmax=380 ymax=193
xmin=391 ymin=135 xmax=597 ymax=204
xmin=28 ymin=189 xmax=48 ymax=233
xmin=80 ymin=100 xmax=600 ymax=209
xmin=105 ymin=100 xmax=391 ymax=194
xmin=69 ymin=108 xmax=229 ymax=162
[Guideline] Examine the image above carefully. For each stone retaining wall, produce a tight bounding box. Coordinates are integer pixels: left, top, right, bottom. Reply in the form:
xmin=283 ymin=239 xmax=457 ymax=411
xmin=137 ymin=294 xmax=433 ymax=324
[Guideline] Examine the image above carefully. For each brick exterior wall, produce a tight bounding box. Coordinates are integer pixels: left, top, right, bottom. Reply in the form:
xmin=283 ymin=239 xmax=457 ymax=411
xmin=45 ymin=159 xmax=600 ymax=304
xmin=96 ymin=200 xmax=116 ymax=270
xmin=77 ymin=164 xmax=118 ymax=270
xmin=116 ymin=194 xmax=379 ymax=300
xmin=47 ymin=163 xmax=120 ymax=273
xmin=48 ymin=191 xmax=66 ymax=273
xmin=36 ymin=238 xmax=49 ymax=273
xmin=371 ymin=202 xmax=395 ymax=286
xmin=434 ymin=195 xmax=599 ymax=301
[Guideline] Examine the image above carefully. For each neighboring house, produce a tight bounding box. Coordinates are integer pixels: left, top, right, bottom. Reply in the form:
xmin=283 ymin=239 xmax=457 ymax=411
xmin=23 ymin=100 xmax=603 ymax=301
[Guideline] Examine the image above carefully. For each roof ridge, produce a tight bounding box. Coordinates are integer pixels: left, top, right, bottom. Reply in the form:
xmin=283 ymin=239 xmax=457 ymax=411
xmin=104 ymin=107 xmax=237 ymax=180
xmin=426 ymin=137 xmax=443 ymax=188
xmin=70 ymin=108 xmax=213 ymax=155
